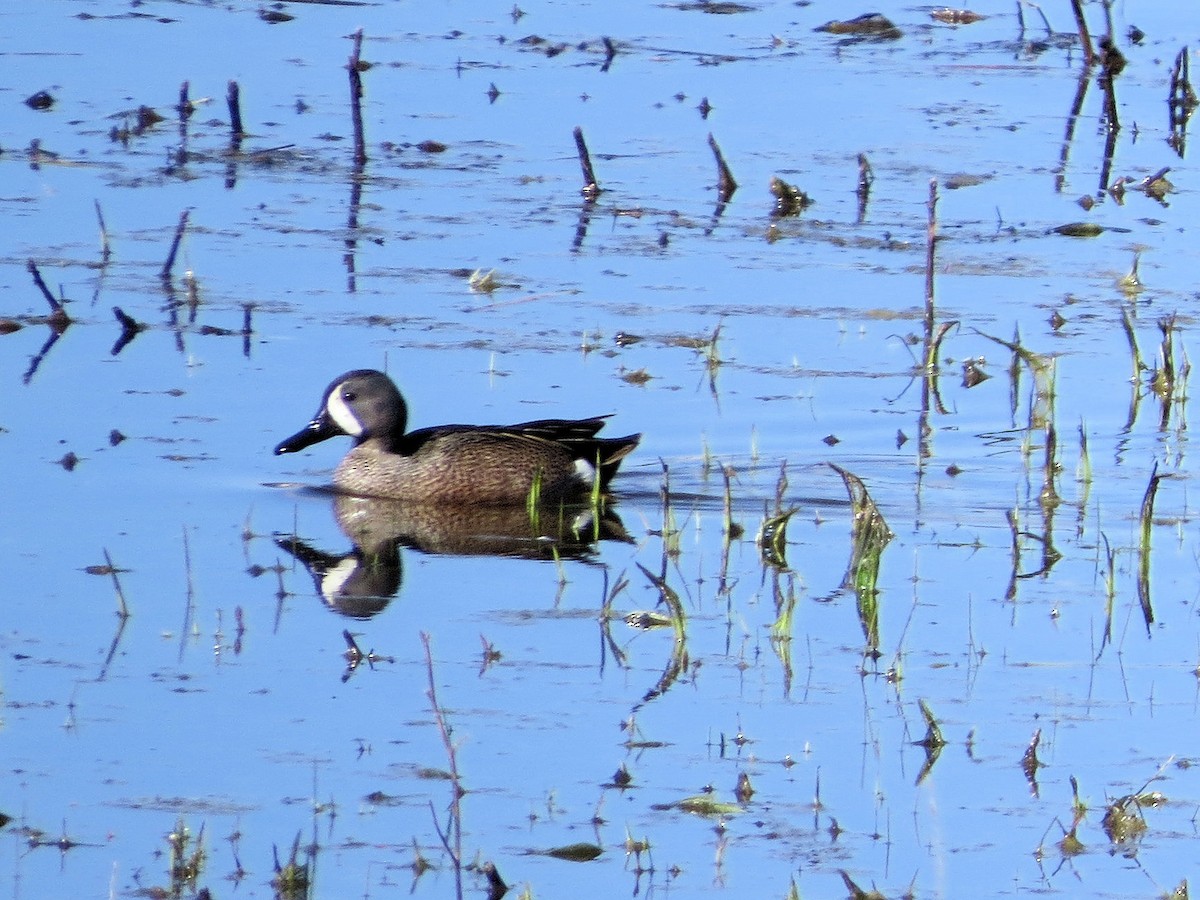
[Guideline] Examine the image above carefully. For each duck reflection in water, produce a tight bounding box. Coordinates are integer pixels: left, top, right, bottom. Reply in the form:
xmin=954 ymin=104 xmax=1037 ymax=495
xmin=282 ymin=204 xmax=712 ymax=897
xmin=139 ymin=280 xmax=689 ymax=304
xmin=276 ymin=492 xmax=633 ymax=619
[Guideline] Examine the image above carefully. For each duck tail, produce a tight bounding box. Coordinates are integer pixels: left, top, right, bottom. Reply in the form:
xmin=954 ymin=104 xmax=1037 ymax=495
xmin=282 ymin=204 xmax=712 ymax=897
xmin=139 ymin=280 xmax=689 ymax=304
xmin=595 ymin=433 xmax=641 ymax=487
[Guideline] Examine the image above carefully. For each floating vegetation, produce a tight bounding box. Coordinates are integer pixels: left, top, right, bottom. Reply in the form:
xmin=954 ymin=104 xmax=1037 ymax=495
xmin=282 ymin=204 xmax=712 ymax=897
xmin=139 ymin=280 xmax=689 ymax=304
xmin=532 ymin=842 xmax=604 ymax=862
xmin=468 ymin=268 xmax=499 ymax=293
xmin=768 ymin=176 xmax=812 ymax=217
xmin=167 ymin=818 xmax=206 ymax=893
xmin=814 ymin=12 xmax=901 ymax=39
xmin=625 ymin=609 xmax=674 ymax=629
xmin=1049 ymin=222 xmax=1106 ymax=237
xmin=930 ymin=8 xmax=986 ymax=25
xmin=271 ymin=831 xmax=311 ymax=899
xmin=652 ymin=795 xmax=741 ymax=817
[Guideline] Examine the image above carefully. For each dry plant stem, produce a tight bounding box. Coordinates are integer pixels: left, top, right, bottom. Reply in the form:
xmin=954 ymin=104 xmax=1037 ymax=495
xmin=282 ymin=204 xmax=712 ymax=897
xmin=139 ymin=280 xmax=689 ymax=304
xmin=573 ymin=126 xmax=601 ymax=199
xmin=1068 ymin=0 xmax=1094 ymax=66
xmin=160 ymin=210 xmax=190 ymax=280
xmin=707 ymin=133 xmax=737 ymax=202
xmin=420 ymin=632 xmax=464 ymax=900
xmin=349 ymin=29 xmax=368 ymax=166
xmin=1016 ymin=1 xmax=1052 ymax=38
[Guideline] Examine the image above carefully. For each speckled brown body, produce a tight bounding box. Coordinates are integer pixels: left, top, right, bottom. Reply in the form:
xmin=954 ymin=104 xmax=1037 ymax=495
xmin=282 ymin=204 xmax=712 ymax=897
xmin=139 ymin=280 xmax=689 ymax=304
xmin=334 ymin=429 xmax=619 ymax=503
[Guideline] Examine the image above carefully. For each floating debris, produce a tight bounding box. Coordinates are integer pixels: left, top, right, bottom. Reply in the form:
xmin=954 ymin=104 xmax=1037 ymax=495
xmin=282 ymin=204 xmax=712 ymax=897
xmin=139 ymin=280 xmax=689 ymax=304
xmin=930 ymin=8 xmax=986 ymax=24
xmin=625 ymin=610 xmax=674 ymax=629
xmin=1049 ymin=222 xmax=1131 ymax=237
xmin=468 ymin=268 xmax=498 ymax=293
xmin=531 ymin=842 xmax=603 ymax=862
xmin=769 ymin=176 xmax=812 ymax=217
xmin=652 ymin=794 xmax=741 ymax=817
xmin=814 ymin=13 xmax=901 ymax=39
xmin=24 ymin=90 xmax=54 ymax=110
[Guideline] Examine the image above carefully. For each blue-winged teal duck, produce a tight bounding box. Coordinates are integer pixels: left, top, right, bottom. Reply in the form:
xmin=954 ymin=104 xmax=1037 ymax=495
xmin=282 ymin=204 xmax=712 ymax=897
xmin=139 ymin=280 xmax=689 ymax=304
xmin=274 ymin=369 xmax=640 ymax=503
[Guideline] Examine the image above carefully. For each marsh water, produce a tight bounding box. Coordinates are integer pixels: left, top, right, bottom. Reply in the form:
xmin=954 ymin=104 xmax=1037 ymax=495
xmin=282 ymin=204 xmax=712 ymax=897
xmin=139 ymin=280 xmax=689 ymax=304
xmin=4 ymin=1 xmax=1200 ymax=897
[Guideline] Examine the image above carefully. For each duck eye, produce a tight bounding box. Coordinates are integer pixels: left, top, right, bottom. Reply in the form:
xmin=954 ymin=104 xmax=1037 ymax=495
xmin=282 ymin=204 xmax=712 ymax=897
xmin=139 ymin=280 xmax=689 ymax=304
xmin=342 ymin=390 xmax=357 ymax=402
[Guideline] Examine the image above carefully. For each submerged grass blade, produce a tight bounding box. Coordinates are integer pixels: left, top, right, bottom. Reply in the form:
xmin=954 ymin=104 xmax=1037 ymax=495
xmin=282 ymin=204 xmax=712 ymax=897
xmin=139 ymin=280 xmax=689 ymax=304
xmin=829 ymin=464 xmax=892 ymax=653
xmin=757 ymin=506 xmax=798 ymax=569
xmin=1136 ymin=463 xmax=1165 ymax=630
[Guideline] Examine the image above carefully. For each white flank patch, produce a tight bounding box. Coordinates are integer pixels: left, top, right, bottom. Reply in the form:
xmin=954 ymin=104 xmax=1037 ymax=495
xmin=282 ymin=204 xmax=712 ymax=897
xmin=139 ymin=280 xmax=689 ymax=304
xmin=320 ymin=558 xmax=359 ymax=604
xmin=574 ymin=457 xmax=597 ymax=484
xmin=327 ymin=388 xmax=364 ymax=436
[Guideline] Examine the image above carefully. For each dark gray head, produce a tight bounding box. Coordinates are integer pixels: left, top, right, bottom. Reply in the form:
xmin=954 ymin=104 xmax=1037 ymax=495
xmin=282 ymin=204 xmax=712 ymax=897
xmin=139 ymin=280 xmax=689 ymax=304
xmin=274 ymin=369 xmax=408 ymax=455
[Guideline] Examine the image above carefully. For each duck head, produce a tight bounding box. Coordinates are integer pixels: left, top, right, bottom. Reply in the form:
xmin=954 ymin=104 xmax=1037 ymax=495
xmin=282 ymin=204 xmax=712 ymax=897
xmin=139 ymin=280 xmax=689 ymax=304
xmin=275 ymin=369 xmax=408 ymax=455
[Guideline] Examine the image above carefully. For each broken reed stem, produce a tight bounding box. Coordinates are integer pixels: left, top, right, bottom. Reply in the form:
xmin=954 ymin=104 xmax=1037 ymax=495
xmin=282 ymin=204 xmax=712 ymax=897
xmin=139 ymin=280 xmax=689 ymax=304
xmin=1068 ymin=0 xmax=1095 ymax=67
xmin=103 ymin=548 xmax=130 ymax=619
xmin=573 ymin=126 xmax=601 ymax=200
xmin=349 ymin=28 xmax=368 ymax=166
xmin=226 ymin=80 xmax=244 ymax=139
xmin=707 ymin=133 xmax=737 ymax=202
xmin=160 ymin=209 xmax=190 ymax=280
xmin=420 ymin=631 xmax=464 ymax=896
xmin=94 ymin=200 xmax=111 ymax=264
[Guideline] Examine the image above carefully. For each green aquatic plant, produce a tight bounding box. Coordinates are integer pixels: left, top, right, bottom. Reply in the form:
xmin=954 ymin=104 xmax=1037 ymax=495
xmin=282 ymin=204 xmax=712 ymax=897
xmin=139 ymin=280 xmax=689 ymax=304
xmin=271 ymin=831 xmax=310 ymax=899
xmin=167 ymin=818 xmax=206 ymax=892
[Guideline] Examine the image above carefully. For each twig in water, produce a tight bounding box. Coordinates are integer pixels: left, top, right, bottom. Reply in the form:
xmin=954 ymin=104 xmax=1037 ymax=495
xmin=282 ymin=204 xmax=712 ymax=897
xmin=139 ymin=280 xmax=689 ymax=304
xmin=103 ymin=548 xmax=131 ymax=619
xmin=1068 ymin=0 xmax=1094 ymax=66
xmin=420 ymin=632 xmax=464 ymax=899
xmin=573 ymin=126 xmax=601 ymax=200
xmin=708 ymin=133 xmax=737 ymax=202
xmin=179 ymin=526 xmax=196 ymax=663
xmin=26 ymin=259 xmax=63 ymax=312
xmin=160 ymin=210 xmax=190 ymax=281
xmin=600 ymin=36 xmax=617 ymax=72
xmin=177 ymin=80 xmax=195 ymax=122
xmin=226 ymin=80 xmax=244 ymax=140
xmin=94 ymin=200 xmax=111 ymax=264
xmin=111 ymin=307 xmax=145 ymax=356
xmin=348 ymin=29 xmax=368 ymax=166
